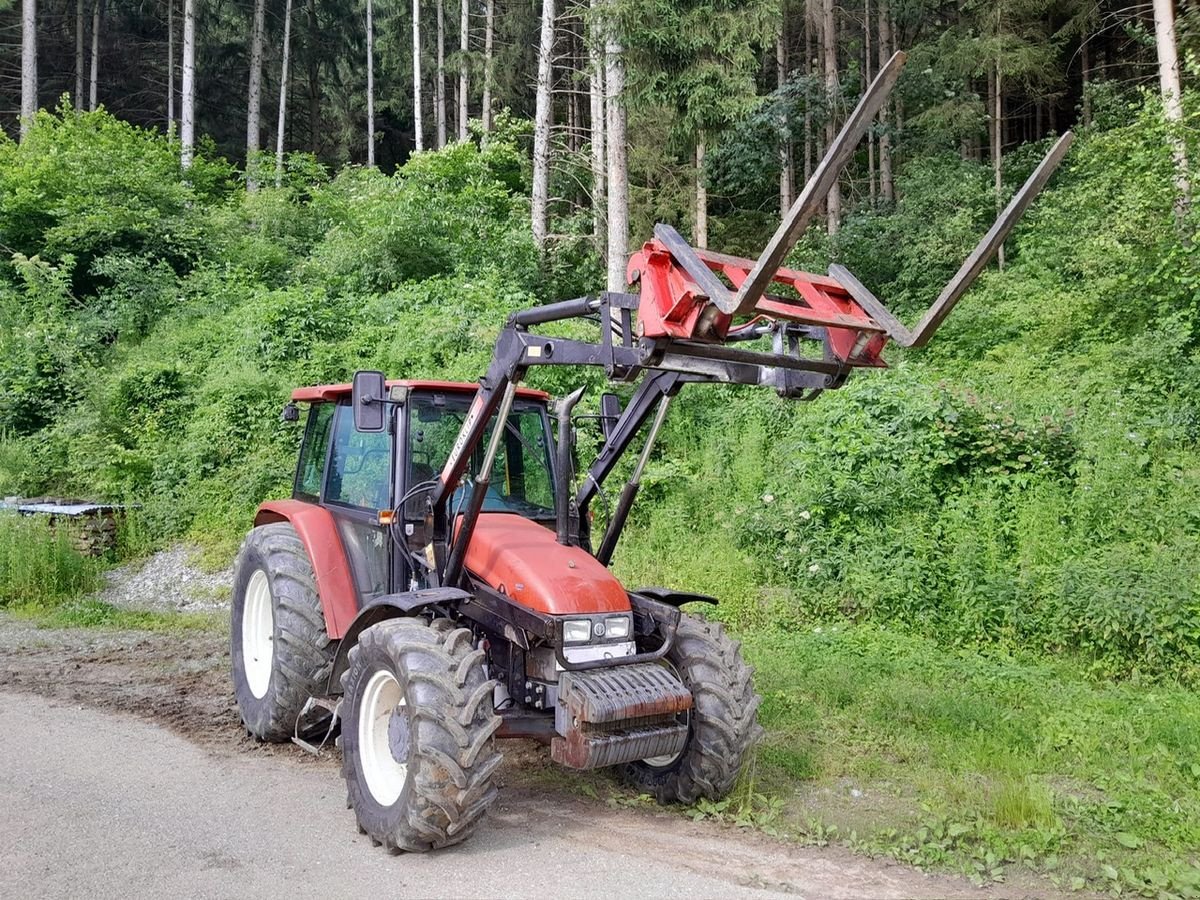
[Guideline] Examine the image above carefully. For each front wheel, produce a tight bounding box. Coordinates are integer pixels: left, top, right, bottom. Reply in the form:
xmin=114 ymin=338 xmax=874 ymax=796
xmin=341 ymin=618 xmax=503 ymax=852
xmin=620 ymin=612 xmax=763 ymax=804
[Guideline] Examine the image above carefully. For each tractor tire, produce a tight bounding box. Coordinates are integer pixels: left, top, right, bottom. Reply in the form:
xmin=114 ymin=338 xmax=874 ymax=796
xmin=620 ymin=612 xmax=764 ymax=804
xmin=340 ymin=617 xmax=502 ymax=852
xmin=231 ymin=523 xmax=337 ymax=743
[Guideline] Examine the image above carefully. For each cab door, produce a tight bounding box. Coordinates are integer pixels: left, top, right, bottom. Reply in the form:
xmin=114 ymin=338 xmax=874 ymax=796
xmin=322 ymin=402 xmax=394 ymax=605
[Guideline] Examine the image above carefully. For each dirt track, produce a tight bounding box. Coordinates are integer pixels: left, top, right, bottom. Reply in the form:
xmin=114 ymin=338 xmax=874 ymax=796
xmin=0 ymin=614 xmax=1001 ymax=898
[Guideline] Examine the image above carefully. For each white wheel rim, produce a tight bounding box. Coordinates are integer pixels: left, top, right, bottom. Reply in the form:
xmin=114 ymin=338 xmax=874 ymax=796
xmin=242 ymin=569 xmax=274 ymax=700
xmin=358 ymin=669 xmax=408 ymax=806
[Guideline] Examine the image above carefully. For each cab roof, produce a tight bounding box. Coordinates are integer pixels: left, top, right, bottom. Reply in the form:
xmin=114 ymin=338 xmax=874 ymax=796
xmin=290 ymin=379 xmax=550 ymax=403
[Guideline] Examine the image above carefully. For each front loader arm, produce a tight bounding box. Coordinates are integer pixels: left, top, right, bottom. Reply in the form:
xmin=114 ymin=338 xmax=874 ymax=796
xmin=422 ymin=48 xmax=1073 ymax=581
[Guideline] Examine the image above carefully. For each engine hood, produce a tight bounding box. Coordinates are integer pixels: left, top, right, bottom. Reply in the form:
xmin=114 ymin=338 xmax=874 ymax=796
xmin=463 ymin=514 xmax=631 ymax=615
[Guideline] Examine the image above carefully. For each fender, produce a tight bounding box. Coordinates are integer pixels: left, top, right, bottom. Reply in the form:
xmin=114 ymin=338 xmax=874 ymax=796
xmin=326 ymin=588 xmax=473 ymax=694
xmin=633 ymin=586 xmax=719 ymax=608
xmin=254 ymin=499 xmax=358 ymax=639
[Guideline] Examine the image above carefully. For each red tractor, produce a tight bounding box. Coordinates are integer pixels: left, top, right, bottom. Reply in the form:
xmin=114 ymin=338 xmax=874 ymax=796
xmin=230 ymin=53 xmax=1073 ymax=852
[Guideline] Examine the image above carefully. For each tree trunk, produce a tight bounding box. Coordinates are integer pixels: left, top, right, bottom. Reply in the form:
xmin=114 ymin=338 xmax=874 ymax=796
xmin=877 ymin=0 xmax=893 ymax=201
xmin=307 ymin=0 xmax=319 ymax=153
xmin=531 ymin=0 xmax=556 ymax=248
xmin=803 ymin=13 xmax=812 ymax=184
xmin=436 ymin=0 xmax=446 ymax=147
xmin=1154 ymin=0 xmax=1190 ymax=226
xmin=482 ymin=0 xmax=494 ymax=132
xmin=89 ymin=0 xmax=100 ymax=111
xmin=822 ymin=0 xmax=840 ymax=233
xmin=458 ymin=0 xmax=469 ymax=140
xmin=75 ymin=0 xmax=84 ymax=111
xmin=1080 ymin=36 xmax=1091 ymax=126
xmin=989 ymin=61 xmax=1003 ymax=269
xmin=276 ymin=0 xmax=293 ymax=186
xmin=368 ymin=0 xmax=378 ymax=162
xmin=412 ymin=0 xmax=422 ymax=151
xmin=864 ymin=10 xmax=877 ymax=196
xmin=605 ymin=27 xmax=628 ymax=292
xmin=181 ymin=0 xmax=196 ymax=168
xmin=20 ymin=0 xmax=36 ymax=138
xmin=246 ymin=0 xmax=266 ymax=189
xmin=589 ymin=0 xmax=605 ymax=253
xmin=166 ymin=0 xmax=174 ymax=128
xmin=695 ymin=136 xmax=707 ymax=248
xmin=777 ymin=34 xmax=793 ymax=216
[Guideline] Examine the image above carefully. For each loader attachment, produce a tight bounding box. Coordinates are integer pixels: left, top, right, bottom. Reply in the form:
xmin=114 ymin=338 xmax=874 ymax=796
xmin=418 ymin=46 xmax=1073 ymax=589
xmin=628 ymin=46 xmax=1072 ymax=364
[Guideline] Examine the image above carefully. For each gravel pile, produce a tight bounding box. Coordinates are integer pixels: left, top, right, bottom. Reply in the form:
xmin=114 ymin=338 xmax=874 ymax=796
xmin=95 ymin=545 xmax=232 ymax=612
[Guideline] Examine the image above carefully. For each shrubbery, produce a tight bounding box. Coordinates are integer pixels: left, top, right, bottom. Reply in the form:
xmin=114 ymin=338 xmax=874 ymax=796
xmin=1 ymin=99 xmax=1198 ymax=683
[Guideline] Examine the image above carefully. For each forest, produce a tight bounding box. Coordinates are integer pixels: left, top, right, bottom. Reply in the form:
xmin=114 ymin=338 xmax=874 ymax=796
xmin=2 ymin=0 xmax=1200 ymax=895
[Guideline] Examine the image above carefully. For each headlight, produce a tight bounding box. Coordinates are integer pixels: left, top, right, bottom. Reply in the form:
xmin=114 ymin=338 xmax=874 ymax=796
xmin=562 ymin=619 xmax=592 ymax=643
xmin=604 ymin=615 xmax=632 ymax=639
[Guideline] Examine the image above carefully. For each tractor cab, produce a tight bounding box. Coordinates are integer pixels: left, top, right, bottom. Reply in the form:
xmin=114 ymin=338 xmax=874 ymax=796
xmin=286 ymin=379 xmax=559 ymax=606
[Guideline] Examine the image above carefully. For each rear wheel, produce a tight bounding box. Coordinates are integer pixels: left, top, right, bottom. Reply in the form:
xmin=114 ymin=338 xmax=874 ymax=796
xmin=341 ymin=618 xmax=502 ymax=852
xmin=620 ymin=612 xmax=763 ymax=804
xmin=231 ymin=523 xmax=337 ymax=742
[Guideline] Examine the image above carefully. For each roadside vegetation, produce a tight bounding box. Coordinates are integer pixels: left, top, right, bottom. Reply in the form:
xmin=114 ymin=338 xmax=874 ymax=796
xmin=1 ymin=96 xmax=1199 ymax=893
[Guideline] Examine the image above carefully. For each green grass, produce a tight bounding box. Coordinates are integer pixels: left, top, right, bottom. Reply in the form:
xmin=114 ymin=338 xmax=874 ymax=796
xmin=743 ymin=623 xmax=1200 ymax=895
xmin=6 ymin=596 xmax=223 ymax=632
xmin=0 ymin=513 xmax=220 ymax=633
xmin=0 ymin=513 xmax=103 ymax=606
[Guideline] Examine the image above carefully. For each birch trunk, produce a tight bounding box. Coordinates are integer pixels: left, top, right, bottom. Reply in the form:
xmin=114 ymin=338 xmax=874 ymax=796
xmin=246 ymin=0 xmax=266 ymax=188
xmin=275 ymin=0 xmax=293 ymax=186
xmin=482 ymin=0 xmax=494 ymax=132
xmin=436 ymin=0 xmax=446 ymax=147
xmin=20 ymin=0 xmax=36 ymax=139
xmin=89 ymin=0 xmax=100 ymax=111
xmin=989 ymin=62 xmax=1004 ymax=269
xmin=777 ymin=34 xmax=793 ymax=215
xmin=368 ymin=0 xmax=377 ymax=162
xmin=1154 ymin=0 xmax=1190 ymax=225
xmin=167 ymin=0 xmax=174 ymax=128
xmin=307 ymin=0 xmax=319 ymax=153
xmin=803 ymin=13 xmax=812 ymax=183
xmin=412 ymin=0 xmax=422 ymax=151
xmin=877 ymin=0 xmax=893 ymax=201
xmin=458 ymin=0 xmax=469 ymax=140
xmin=588 ymin=0 xmax=605 ymax=252
xmin=605 ymin=27 xmax=628 ymax=292
xmin=822 ymin=0 xmax=840 ymax=233
xmin=1080 ymin=36 xmax=1091 ymax=126
xmin=864 ymin=0 xmax=875 ymax=203
xmin=181 ymin=0 xmax=196 ymax=168
xmin=531 ymin=0 xmax=556 ymax=248
xmin=695 ymin=136 xmax=707 ymax=248
xmin=76 ymin=0 xmax=84 ymax=111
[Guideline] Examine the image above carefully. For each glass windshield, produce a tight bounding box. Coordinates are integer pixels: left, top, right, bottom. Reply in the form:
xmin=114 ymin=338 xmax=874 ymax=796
xmin=408 ymin=395 xmax=555 ymax=517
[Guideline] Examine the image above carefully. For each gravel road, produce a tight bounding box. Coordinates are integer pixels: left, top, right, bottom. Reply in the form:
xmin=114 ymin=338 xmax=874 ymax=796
xmin=0 ymin=613 xmax=997 ymax=900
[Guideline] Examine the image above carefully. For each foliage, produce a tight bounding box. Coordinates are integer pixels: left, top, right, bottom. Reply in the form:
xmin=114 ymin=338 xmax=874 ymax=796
xmin=0 ymin=514 xmax=102 ymax=608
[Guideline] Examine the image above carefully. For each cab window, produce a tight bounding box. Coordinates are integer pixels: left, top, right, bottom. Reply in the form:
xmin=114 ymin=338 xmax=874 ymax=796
xmin=408 ymin=395 xmax=555 ymax=517
xmin=326 ymin=404 xmax=392 ymax=510
xmin=295 ymin=403 xmax=335 ymax=501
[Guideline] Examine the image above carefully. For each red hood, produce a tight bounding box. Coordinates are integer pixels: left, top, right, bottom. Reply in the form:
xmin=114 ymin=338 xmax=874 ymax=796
xmin=464 ymin=514 xmax=631 ymax=615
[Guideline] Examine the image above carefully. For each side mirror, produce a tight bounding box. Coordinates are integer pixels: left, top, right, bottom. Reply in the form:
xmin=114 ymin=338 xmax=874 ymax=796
xmin=351 ymin=370 xmax=387 ymax=433
xmin=599 ymin=393 xmax=622 ymax=440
